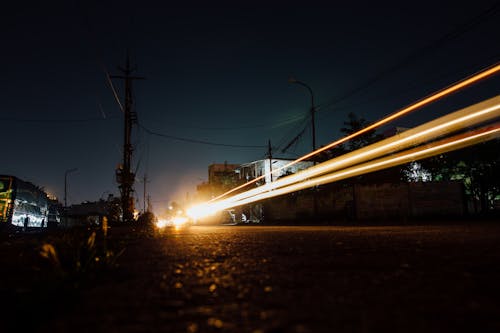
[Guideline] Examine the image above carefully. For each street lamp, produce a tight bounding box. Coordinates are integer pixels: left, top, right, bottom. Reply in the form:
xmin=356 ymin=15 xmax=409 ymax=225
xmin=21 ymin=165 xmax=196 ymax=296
xmin=289 ymin=77 xmax=316 ymax=152
xmin=289 ymin=77 xmax=318 ymax=218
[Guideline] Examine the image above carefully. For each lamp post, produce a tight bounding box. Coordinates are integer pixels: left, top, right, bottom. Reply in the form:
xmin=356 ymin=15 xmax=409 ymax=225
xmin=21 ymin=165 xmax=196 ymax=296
xmin=289 ymin=77 xmax=316 ymax=152
xmin=64 ymin=168 xmax=77 ymax=227
xmin=289 ymin=77 xmax=318 ymax=218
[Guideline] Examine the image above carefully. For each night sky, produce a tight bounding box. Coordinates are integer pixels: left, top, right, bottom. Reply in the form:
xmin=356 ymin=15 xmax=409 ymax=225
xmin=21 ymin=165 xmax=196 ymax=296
xmin=2 ymin=0 xmax=499 ymax=214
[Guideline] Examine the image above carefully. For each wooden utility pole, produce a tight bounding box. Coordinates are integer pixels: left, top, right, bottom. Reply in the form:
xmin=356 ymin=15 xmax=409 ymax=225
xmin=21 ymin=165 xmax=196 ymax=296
xmin=268 ymin=139 xmax=273 ymax=182
xmin=111 ymin=53 xmax=144 ymax=223
xmin=143 ymin=173 xmax=150 ymax=213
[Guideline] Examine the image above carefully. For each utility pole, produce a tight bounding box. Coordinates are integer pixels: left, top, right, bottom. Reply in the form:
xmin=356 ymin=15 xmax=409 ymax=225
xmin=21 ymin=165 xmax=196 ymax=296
xmin=147 ymin=194 xmax=152 ymax=213
xmin=142 ymin=173 xmax=150 ymax=212
xmin=111 ymin=53 xmax=144 ymax=223
xmin=267 ymin=139 xmax=273 ymax=183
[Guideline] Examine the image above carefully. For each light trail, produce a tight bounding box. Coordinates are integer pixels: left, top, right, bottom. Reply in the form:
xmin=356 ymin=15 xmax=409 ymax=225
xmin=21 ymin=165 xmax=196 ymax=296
xmin=187 ymin=96 xmax=500 ymax=219
xmin=209 ymin=62 xmax=500 ymax=202
xmin=229 ymin=124 xmax=500 ymax=207
xmin=189 ymin=123 xmax=499 ymax=218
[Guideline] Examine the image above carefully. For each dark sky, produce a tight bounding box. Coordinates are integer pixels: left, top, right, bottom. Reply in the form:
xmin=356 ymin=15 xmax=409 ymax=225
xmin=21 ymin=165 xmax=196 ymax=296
xmin=2 ymin=0 xmax=499 ymax=213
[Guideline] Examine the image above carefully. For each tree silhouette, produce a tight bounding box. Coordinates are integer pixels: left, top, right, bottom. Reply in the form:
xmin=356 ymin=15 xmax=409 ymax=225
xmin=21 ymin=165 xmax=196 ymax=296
xmin=340 ymin=112 xmax=382 ymax=151
xmin=420 ymin=138 xmax=500 ymax=213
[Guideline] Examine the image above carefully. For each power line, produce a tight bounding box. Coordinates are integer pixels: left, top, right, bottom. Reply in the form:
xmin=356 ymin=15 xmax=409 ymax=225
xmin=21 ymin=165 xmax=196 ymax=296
xmin=0 ymin=116 xmax=118 ymax=123
xmin=139 ymin=123 xmax=267 ymax=148
xmin=318 ymin=2 xmax=500 ymax=114
xmin=150 ymin=112 xmax=308 ymax=131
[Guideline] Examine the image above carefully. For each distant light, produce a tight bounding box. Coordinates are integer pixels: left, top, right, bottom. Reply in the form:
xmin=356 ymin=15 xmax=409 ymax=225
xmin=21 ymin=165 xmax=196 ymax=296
xmin=187 ymin=203 xmax=218 ymax=220
xmin=46 ymin=193 xmax=58 ymax=200
xmin=156 ymin=219 xmax=169 ymax=228
xmin=172 ymin=216 xmax=188 ymax=227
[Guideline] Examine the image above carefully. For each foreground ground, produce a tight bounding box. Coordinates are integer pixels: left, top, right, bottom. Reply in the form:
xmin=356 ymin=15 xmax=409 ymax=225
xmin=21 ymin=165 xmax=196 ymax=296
xmin=1 ymin=221 xmax=500 ymax=332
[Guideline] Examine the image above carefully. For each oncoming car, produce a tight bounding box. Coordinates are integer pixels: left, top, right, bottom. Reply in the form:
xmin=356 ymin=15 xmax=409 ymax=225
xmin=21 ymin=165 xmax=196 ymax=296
xmin=155 ymin=204 xmax=194 ymax=229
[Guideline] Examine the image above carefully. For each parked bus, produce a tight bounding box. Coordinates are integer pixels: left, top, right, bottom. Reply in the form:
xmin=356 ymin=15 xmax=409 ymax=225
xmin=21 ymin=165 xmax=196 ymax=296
xmin=0 ymin=175 xmax=49 ymax=230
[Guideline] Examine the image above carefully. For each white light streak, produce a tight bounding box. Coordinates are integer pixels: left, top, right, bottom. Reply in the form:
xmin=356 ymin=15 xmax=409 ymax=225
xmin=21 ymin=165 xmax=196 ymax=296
xmin=210 ymin=63 xmax=500 ymax=202
xmin=188 ymin=96 xmax=500 ymax=220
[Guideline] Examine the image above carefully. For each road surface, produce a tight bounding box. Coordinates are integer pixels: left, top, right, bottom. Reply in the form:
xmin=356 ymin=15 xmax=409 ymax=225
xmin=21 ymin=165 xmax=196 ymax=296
xmin=2 ymin=222 xmax=500 ymax=332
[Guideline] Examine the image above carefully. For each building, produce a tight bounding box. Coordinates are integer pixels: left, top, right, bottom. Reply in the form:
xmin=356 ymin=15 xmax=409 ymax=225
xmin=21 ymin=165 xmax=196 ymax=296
xmin=194 ymin=158 xmax=315 ymax=224
xmin=237 ymin=158 xmax=314 ymax=184
xmin=195 ymin=162 xmax=241 ymax=202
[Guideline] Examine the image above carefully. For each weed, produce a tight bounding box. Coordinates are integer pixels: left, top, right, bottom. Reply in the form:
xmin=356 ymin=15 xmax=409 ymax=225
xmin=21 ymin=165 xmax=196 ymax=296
xmin=39 ymin=227 xmax=125 ymax=286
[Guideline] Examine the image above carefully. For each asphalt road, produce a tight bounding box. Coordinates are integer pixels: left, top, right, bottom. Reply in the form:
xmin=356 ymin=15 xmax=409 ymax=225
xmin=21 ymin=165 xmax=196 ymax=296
xmin=3 ymin=222 xmax=500 ymax=333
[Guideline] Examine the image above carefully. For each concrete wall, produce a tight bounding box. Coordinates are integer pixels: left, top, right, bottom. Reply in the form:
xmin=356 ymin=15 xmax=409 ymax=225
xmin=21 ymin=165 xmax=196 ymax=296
xmin=262 ymin=181 xmax=465 ymax=222
xmin=355 ymin=183 xmax=409 ymax=220
xmin=408 ymin=181 xmax=465 ymax=217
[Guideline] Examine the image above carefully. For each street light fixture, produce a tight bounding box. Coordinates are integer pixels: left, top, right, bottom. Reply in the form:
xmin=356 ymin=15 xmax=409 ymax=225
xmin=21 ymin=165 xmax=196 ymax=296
xmin=289 ymin=77 xmax=316 ymax=152
xmin=289 ymin=77 xmax=318 ymax=218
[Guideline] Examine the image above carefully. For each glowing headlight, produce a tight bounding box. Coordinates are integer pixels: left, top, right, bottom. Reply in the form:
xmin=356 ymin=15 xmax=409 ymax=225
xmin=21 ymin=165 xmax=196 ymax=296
xmin=156 ymin=219 xmax=169 ymax=228
xmin=172 ymin=216 xmax=188 ymax=226
xmin=186 ymin=203 xmax=219 ymax=220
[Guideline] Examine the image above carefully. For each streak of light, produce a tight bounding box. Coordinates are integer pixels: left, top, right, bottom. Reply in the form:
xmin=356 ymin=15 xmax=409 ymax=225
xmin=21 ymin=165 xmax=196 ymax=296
xmin=187 ymin=96 xmax=500 ymax=220
xmin=237 ymin=125 xmax=500 ymax=206
xmin=209 ymin=62 xmax=500 ymax=202
xmin=188 ymin=95 xmax=500 ymax=217
xmin=188 ymin=123 xmax=499 ymax=219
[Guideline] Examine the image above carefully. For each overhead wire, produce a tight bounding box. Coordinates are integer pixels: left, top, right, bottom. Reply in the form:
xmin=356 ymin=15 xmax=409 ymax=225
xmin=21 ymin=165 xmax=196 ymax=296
xmin=318 ymin=2 xmax=500 ymax=114
xmin=166 ymin=112 xmax=308 ymax=131
xmin=75 ymin=1 xmax=499 ymax=191
xmin=138 ymin=123 xmax=267 ymax=148
xmin=276 ymin=2 xmax=500 ymax=162
xmin=76 ymin=2 xmax=125 ymax=114
xmin=0 ymin=116 xmax=118 ymax=123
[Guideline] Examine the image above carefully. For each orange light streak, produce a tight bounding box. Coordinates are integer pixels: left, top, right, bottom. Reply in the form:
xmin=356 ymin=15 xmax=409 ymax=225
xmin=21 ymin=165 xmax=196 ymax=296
xmin=210 ymin=62 xmax=500 ymax=202
xmin=211 ymin=124 xmax=500 ymax=211
xmin=187 ymin=96 xmax=500 ymax=219
xmin=200 ymin=96 xmax=500 ymax=210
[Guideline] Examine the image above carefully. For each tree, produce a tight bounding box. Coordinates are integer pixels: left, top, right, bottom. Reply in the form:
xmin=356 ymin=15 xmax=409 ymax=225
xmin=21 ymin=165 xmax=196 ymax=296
xmin=419 ymin=138 xmax=500 ymax=213
xmin=321 ymin=112 xmax=398 ymax=183
xmin=340 ymin=112 xmax=383 ymax=151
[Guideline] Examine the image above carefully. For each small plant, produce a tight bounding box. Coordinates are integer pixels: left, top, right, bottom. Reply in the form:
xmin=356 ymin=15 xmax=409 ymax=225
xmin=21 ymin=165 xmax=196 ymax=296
xmin=40 ymin=243 xmax=60 ymax=268
xmin=39 ymin=226 xmax=125 ymax=286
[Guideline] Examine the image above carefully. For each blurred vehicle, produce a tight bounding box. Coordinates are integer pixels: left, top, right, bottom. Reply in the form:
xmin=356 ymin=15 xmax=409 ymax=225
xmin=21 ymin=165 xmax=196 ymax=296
xmin=156 ymin=203 xmax=194 ymax=228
